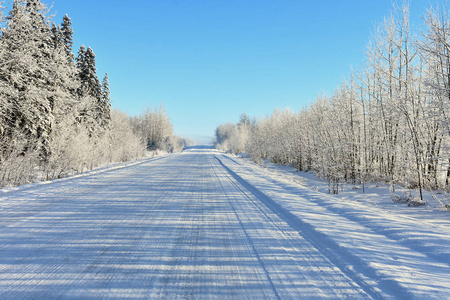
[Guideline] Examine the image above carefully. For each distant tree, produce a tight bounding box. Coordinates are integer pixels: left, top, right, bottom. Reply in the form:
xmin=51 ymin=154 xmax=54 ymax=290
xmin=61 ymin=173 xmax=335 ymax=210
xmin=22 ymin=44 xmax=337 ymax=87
xmin=99 ymin=73 xmax=111 ymax=129
xmin=131 ymin=105 xmax=176 ymax=151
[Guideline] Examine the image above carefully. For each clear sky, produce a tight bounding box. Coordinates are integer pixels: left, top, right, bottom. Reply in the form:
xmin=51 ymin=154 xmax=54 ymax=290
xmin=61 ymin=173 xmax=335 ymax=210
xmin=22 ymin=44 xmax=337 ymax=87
xmin=4 ymin=0 xmax=436 ymax=143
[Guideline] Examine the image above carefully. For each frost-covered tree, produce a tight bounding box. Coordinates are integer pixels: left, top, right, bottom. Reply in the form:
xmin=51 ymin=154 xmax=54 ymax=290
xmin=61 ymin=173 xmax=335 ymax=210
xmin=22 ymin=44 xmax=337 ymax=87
xmin=0 ymin=0 xmax=9 ymax=162
xmin=99 ymin=73 xmax=111 ymax=129
xmin=0 ymin=0 xmax=157 ymax=188
xmin=75 ymin=45 xmax=86 ymax=75
xmin=60 ymin=14 xmax=74 ymax=62
xmin=107 ymin=110 xmax=145 ymax=161
xmin=50 ymin=23 xmax=62 ymax=48
xmin=214 ymin=2 xmax=450 ymax=196
xmin=75 ymin=45 xmax=104 ymax=135
xmin=420 ymin=5 xmax=450 ymax=189
xmin=214 ymin=113 xmax=253 ymax=154
xmin=0 ymin=0 xmax=55 ymax=160
xmin=77 ymin=45 xmax=101 ymax=100
xmin=130 ymin=105 xmax=182 ymax=151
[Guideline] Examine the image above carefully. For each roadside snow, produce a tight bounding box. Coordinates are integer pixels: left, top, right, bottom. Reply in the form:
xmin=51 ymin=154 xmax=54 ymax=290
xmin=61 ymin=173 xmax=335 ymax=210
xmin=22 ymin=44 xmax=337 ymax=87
xmin=232 ymin=154 xmax=450 ymax=221
xmin=0 ymin=150 xmax=176 ymax=195
xmin=219 ymin=152 xmax=450 ymax=299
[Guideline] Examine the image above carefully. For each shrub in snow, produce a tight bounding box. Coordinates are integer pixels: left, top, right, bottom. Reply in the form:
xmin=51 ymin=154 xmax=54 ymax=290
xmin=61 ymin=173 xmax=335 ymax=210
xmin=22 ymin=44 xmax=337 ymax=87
xmin=408 ymin=199 xmax=426 ymax=207
xmin=390 ymin=193 xmax=412 ymax=204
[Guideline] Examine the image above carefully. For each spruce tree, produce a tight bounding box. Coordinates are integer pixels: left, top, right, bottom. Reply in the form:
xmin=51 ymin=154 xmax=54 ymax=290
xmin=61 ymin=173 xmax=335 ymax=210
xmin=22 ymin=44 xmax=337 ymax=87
xmin=49 ymin=22 xmax=78 ymax=124
xmin=102 ymin=73 xmax=110 ymax=103
xmin=75 ymin=45 xmax=103 ymax=135
xmin=1 ymin=0 xmax=54 ymax=160
xmin=50 ymin=23 xmax=63 ymax=49
xmin=100 ymin=73 xmax=112 ymax=129
xmin=85 ymin=47 xmax=102 ymax=101
xmin=61 ymin=14 xmax=74 ymax=62
xmin=76 ymin=45 xmax=86 ymax=91
xmin=76 ymin=45 xmax=101 ymax=100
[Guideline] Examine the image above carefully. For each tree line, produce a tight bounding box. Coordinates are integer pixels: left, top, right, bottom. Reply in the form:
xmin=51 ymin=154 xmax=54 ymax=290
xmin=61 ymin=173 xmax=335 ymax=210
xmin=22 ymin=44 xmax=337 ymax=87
xmin=215 ymin=3 xmax=450 ymax=200
xmin=0 ymin=0 xmax=184 ymax=187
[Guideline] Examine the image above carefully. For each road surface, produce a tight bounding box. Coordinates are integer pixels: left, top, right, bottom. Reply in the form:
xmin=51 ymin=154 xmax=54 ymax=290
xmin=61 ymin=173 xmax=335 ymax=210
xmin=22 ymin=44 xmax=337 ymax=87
xmin=0 ymin=146 xmax=449 ymax=299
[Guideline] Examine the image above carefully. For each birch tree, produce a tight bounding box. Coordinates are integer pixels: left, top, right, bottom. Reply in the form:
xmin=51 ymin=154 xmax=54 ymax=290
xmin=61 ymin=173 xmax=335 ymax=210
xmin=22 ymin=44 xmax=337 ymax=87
xmin=420 ymin=5 xmax=450 ymax=190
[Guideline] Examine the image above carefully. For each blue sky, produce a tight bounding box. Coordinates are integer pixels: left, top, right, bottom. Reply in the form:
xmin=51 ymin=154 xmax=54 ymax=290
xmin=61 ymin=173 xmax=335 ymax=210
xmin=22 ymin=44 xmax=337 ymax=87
xmin=5 ymin=0 xmax=435 ymax=143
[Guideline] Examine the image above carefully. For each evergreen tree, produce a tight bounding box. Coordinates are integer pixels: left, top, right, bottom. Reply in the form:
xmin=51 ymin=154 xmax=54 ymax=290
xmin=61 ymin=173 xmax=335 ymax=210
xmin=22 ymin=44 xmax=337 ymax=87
xmin=100 ymin=73 xmax=111 ymax=129
xmin=85 ymin=47 xmax=102 ymax=100
xmin=1 ymin=0 xmax=54 ymax=160
xmin=75 ymin=44 xmax=86 ymax=97
xmin=75 ymin=45 xmax=104 ymax=135
xmin=102 ymin=73 xmax=110 ymax=103
xmin=77 ymin=45 xmax=101 ymax=100
xmin=48 ymin=22 xmax=78 ymax=124
xmin=60 ymin=14 xmax=74 ymax=62
xmin=50 ymin=23 xmax=62 ymax=49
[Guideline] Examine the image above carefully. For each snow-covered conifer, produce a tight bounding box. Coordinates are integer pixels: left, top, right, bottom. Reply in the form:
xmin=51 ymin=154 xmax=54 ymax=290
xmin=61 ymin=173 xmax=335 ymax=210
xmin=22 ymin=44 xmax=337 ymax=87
xmin=60 ymin=14 xmax=74 ymax=62
xmin=0 ymin=0 xmax=54 ymax=160
xmin=75 ymin=45 xmax=103 ymax=134
xmin=50 ymin=23 xmax=62 ymax=49
xmin=99 ymin=73 xmax=111 ymax=129
xmin=77 ymin=46 xmax=101 ymax=100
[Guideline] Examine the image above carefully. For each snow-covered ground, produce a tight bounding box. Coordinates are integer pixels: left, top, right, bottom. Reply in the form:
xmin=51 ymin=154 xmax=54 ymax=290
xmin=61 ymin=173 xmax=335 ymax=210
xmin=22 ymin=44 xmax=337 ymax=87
xmin=0 ymin=146 xmax=449 ymax=299
xmin=0 ymin=150 xmax=173 ymax=195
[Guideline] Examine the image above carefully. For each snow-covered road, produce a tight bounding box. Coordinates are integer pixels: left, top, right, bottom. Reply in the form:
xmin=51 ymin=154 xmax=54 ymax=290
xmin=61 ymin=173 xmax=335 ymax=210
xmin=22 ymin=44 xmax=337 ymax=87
xmin=0 ymin=146 xmax=449 ymax=299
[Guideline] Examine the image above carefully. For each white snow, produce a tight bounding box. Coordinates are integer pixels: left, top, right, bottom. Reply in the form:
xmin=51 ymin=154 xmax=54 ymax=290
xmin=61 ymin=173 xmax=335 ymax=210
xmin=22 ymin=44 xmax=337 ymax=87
xmin=0 ymin=146 xmax=449 ymax=299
